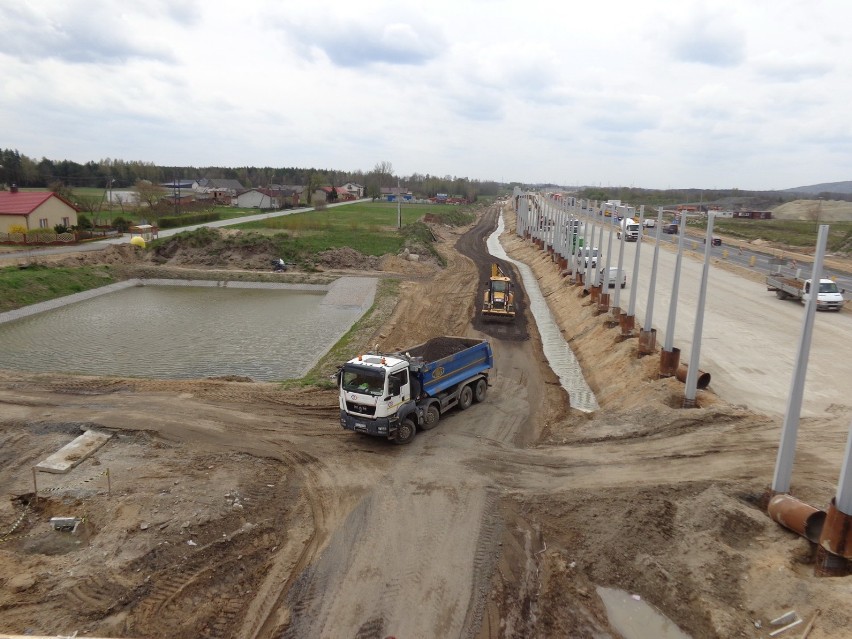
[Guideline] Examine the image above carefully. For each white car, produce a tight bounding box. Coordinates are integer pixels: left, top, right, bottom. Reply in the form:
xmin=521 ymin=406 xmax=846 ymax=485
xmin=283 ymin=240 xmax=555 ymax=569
xmin=599 ymin=267 xmax=626 ymax=288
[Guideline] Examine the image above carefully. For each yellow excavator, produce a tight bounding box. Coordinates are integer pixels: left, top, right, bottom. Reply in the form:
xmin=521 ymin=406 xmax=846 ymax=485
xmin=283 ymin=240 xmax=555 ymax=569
xmin=482 ymin=263 xmax=515 ymax=321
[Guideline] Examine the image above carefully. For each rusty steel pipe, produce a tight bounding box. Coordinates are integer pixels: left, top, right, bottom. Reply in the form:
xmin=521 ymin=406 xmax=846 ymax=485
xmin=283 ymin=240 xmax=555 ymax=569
xmin=638 ymin=328 xmax=656 ymax=356
xmin=768 ymin=494 xmax=826 ymax=544
xmin=620 ymin=313 xmax=635 ymax=337
xmin=590 ymin=284 xmax=601 ymax=303
xmin=819 ymin=498 xmax=852 ymax=559
xmin=660 ymin=347 xmax=680 ymax=378
xmin=676 ymin=364 xmax=711 ymax=389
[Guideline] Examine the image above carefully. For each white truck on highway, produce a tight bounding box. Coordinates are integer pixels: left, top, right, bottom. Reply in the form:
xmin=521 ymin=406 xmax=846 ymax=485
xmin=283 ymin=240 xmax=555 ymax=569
xmin=766 ymin=275 xmax=846 ymax=311
xmin=617 ymin=217 xmax=640 ymax=242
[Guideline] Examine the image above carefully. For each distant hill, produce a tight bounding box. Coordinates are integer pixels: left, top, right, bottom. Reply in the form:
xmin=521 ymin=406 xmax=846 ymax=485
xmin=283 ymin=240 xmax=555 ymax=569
xmin=785 ymin=181 xmax=852 ymax=195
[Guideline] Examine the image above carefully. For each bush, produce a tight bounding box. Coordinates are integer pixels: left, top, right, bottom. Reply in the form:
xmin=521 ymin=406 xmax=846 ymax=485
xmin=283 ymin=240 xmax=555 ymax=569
xmin=111 ymin=216 xmax=131 ymax=233
xmin=76 ymin=214 xmax=93 ymax=230
xmin=8 ymin=224 xmax=26 ymax=234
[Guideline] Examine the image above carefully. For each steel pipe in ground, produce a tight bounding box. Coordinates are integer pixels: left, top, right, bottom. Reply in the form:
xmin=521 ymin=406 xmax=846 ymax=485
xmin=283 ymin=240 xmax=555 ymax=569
xmin=638 ymin=328 xmax=656 ymax=356
xmin=590 ymin=285 xmax=601 ymax=303
xmin=819 ymin=498 xmax=852 ymax=560
xmin=660 ymin=347 xmax=680 ymax=378
xmin=619 ymin=313 xmax=635 ymax=338
xmin=597 ymin=292 xmax=610 ymax=313
xmin=767 ymin=494 xmax=826 ymax=544
xmin=676 ymin=364 xmax=711 ymax=389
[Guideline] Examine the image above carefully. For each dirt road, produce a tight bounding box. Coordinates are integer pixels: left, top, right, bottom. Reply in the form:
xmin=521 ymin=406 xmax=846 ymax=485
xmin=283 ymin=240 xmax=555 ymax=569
xmin=1 ymin=202 xmax=851 ymax=639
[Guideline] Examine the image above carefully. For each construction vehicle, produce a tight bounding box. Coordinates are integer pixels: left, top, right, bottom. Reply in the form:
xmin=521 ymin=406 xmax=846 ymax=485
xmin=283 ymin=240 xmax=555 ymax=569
xmin=482 ymin=263 xmax=516 ymax=321
xmin=338 ymin=337 xmax=494 ymax=444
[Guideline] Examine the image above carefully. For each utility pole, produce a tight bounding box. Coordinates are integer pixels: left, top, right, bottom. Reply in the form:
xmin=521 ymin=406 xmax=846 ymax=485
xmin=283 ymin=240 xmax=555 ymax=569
xmin=397 ymin=177 xmax=402 ymax=229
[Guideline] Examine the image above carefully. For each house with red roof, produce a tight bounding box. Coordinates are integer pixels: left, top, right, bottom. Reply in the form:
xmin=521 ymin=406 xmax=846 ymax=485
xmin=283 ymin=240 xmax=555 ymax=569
xmin=0 ymin=186 xmax=79 ymax=234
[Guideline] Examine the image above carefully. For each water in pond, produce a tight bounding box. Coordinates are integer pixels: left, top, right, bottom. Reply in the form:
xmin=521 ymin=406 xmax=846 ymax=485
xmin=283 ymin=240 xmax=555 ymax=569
xmin=0 ymin=285 xmax=364 ymax=381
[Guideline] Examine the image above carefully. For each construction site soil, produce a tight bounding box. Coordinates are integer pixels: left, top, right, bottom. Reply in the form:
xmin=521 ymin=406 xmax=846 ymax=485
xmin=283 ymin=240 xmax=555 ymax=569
xmin=1 ymin=203 xmax=851 ymax=639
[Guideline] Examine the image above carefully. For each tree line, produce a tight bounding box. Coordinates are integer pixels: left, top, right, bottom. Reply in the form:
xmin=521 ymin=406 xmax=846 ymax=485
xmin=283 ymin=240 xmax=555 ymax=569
xmin=0 ymin=150 xmax=503 ymax=202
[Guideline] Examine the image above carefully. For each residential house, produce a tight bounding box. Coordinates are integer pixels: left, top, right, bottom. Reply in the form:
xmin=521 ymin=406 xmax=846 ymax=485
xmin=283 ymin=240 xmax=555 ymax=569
xmin=312 ymin=186 xmax=355 ymax=203
xmin=271 ymin=185 xmax=306 ymax=205
xmin=0 ymin=186 xmax=79 ymax=234
xmin=341 ymin=182 xmax=365 ymax=198
xmin=195 ymin=178 xmax=245 ymax=204
xmin=235 ymin=188 xmax=297 ymax=209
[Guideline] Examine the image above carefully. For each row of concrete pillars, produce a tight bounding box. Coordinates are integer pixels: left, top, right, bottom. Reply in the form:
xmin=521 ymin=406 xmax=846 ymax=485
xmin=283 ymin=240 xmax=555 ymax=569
xmin=525 ymin=230 xmax=710 ymax=392
xmin=520 ymin=200 xmax=852 ymax=577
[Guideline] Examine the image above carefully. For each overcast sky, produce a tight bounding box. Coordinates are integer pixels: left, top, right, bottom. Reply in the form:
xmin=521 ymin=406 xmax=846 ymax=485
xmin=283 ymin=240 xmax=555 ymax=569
xmin=1 ymin=0 xmax=849 ymax=190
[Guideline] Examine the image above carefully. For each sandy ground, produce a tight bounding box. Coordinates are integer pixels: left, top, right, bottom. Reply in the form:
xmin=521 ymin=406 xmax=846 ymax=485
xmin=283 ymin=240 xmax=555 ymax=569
xmin=1 ymin=203 xmax=851 ymax=639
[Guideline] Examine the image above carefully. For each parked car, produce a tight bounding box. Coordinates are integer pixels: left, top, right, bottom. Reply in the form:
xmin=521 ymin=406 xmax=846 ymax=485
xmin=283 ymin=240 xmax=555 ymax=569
xmin=643 ymin=219 xmax=656 ymax=228
xmin=663 ymin=223 xmax=679 ymax=234
xmin=599 ymin=266 xmax=626 ymax=289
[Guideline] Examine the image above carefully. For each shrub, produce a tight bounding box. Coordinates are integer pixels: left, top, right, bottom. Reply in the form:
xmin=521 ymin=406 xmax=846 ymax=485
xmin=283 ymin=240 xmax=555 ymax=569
xmin=8 ymin=224 xmax=26 ymax=234
xmin=111 ymin=216 xmax=131 ymax=233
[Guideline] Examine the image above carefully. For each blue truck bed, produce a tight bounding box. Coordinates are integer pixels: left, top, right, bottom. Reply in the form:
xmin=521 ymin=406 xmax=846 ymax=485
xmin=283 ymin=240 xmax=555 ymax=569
xmin=403 ymin=336 xmax=493 ymax=396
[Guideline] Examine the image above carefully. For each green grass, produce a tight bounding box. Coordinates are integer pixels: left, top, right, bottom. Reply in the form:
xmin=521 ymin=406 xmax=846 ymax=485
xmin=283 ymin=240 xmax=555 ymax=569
xmin=230 ymin=201 xmax=474 ymax=258
xmin=690 ymin=218 xmax=852 ymax=252
xmin=0 ymin=264 xmax=116 ymax=313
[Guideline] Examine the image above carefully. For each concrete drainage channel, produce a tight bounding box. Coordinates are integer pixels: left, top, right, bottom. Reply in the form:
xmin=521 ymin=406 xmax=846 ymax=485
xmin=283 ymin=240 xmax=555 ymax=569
xmin=487 ymin=214 xmax=599 ymax=413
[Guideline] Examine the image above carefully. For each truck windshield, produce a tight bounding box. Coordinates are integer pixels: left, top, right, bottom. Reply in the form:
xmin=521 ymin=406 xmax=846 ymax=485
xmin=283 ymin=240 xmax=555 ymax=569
xmin=819 ymin=282 xmax=839 ymax=294
xmin=341 ymin=366 xmax=385 ymax=396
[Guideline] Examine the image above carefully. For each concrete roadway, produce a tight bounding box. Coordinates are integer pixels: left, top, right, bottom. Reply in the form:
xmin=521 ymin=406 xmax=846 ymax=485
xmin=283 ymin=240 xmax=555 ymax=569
xmin=567 ymin=218 xmax=852 ymax=418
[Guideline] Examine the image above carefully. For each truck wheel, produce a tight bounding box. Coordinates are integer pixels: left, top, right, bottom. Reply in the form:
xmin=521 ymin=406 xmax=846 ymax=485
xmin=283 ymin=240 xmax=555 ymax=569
xmin=458 ymin=385 xmax=474 ymax=410
xmin=394 ymin=418 xmax=416 ymax=445
xmin=473 ymin=379 xmax=487 ymax=403
xmin=420 ymin=404 xmax=440 ymax=431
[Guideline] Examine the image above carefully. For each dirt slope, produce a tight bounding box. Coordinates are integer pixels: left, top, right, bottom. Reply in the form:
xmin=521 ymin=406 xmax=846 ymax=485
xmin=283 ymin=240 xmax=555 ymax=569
xmin=0 ymin=201 xmax=850 ymax=639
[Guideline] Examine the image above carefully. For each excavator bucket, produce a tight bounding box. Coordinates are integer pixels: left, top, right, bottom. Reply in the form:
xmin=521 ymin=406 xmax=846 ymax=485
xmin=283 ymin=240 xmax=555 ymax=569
xmin=482 ymin=263 xmax=516 ymax=321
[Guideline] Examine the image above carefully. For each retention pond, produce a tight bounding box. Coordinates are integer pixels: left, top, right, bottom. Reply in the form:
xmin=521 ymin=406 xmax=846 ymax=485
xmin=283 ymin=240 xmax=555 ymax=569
xmin=0 ymin=277 xmax=376 ymax=381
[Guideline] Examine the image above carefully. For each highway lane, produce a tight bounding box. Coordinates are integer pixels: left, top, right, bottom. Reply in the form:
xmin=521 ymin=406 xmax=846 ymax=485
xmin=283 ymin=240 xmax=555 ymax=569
xmin=565 ymin=217 xmax=852 ymax=418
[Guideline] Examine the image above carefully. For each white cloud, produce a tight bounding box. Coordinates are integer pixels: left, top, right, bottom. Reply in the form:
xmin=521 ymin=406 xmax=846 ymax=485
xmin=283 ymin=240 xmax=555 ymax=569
xmin=2 ymin=0 xmax=852 ymax=189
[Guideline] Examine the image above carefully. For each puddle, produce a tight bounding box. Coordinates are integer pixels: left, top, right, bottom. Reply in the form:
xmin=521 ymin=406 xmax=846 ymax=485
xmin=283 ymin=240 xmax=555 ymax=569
xmin=597 ymin=587 xmax=692 ymax=639
xmin=487 ymin=213 xmax=599 ymax=412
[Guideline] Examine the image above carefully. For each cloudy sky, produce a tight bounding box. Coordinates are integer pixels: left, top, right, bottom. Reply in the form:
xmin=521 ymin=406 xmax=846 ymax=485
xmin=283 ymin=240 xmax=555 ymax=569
xmin=1 ymin=0 xmax=849 ymax=190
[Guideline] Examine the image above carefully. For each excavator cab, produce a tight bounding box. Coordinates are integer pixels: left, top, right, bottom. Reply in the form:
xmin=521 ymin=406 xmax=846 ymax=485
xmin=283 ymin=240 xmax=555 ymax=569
xmin=482 ymin=263 xmax=516 ymax=321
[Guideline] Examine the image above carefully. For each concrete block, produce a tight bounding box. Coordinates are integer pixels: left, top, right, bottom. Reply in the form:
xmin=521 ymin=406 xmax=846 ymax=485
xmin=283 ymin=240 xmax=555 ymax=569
xmin=35 ymin=429 xmax=112 ymax=474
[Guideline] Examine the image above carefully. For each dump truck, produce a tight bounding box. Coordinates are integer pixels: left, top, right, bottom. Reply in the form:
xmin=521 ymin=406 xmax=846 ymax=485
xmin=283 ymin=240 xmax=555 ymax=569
xmin=766 ymin=275 xmax=845 ymax=311
xmin=482 ymin=263 xmax=516 ymax=320
xmin=338 ymin=337 xmax=494 ymax=444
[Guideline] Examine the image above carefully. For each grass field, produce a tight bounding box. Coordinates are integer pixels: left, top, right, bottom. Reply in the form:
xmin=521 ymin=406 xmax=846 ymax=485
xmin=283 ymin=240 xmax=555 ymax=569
xmin=231 ymin=201 xmax=474 ymax=258
xmin=689 ymin=217 xmax=852 ymax=252
xmin=0 ymin=264 xmax=116 ymax=313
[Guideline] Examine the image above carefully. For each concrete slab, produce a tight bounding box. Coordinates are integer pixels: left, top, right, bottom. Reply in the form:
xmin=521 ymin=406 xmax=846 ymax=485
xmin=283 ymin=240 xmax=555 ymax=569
xmin=34 ymin=429 xmax=113 ymax=474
